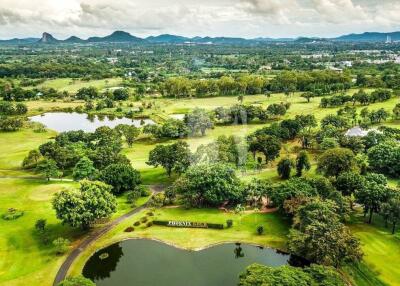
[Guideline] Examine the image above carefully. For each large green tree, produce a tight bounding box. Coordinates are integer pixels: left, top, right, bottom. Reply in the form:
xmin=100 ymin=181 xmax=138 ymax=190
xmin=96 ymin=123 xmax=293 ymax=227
xmin=53 ymin=180 xmax=117 ymax=229
xmin=174 ymin=163 xmax=243 ymax=207
xmin=147 ymin=141 xmax=192 ymax=177
xmin=317 ymin=148 xmax=356 ymax=177
xmin=100 ymin=163 xmax=141 ymax=194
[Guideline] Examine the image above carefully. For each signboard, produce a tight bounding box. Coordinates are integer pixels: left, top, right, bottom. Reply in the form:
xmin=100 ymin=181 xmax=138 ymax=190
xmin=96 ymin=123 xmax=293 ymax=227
xmin=153 ymin=220 xmax=224 ymax=229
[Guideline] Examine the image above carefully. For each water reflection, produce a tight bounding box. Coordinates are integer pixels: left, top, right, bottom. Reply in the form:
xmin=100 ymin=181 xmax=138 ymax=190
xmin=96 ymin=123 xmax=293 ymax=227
xmin=29 ymin=112 xmax=155 ymax=133
xmin=82 ymin=239 xmax=293 ymax=286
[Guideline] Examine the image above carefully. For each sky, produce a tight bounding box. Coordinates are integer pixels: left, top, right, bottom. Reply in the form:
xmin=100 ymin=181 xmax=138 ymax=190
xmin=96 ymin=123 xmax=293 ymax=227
xmin=0 ymin=0 xmax=399 ymax=39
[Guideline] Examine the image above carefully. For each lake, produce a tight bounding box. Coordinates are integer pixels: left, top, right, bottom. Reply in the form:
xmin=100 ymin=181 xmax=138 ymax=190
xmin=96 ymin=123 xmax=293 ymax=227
xmin=82 ymin=239 xmax=292 ymax=286
xmin=29 ymin=112 xmax=155 ymax=133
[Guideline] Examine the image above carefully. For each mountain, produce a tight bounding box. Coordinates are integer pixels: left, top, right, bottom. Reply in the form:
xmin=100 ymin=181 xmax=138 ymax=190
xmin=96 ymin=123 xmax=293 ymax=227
xmin=87 ymin=31 xmax=144 ymax=43
xmin=146 ymin=34 xmax=189 ymax=43
xmin=64 ymin=36 xmax=85 ymax=44
xmin=335 ymin=32 xmax=400 ymax=42
xmin=0 ymin=38 xmax=39 ymax=45
xmin=38 ymin=32 xmax=59 ymax=44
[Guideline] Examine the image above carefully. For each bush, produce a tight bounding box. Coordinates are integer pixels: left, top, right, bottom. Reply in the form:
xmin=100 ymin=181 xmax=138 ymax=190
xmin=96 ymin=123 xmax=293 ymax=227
xmin=2 ymin=208 xmax=24 ymax=220
xmin=141 ymin=217 xmax=148 ymax=223
xmin=134 ymin=221 xmax=141 ymax=226
xmin=257 ymin=225 xmax=264 ymax=235
xmin=146 ymin=221 xmax=153 ymax=227
xmin=53 ymin=237 xmax=70 ymax=255
xmin=124 ymin=227 xmax=134 ymax=232
xmin=147 ymin=212 xmax=154 ymax=216
xmin=226 ymin=219 xmax=233 ymax=228
xmin=139 ymin=186 xmax=151 ymax=197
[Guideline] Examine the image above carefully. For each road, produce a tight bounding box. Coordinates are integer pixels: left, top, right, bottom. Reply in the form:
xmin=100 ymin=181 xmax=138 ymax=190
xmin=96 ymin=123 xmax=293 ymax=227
xmin=52 ymin=185 xmax=164 ymax=285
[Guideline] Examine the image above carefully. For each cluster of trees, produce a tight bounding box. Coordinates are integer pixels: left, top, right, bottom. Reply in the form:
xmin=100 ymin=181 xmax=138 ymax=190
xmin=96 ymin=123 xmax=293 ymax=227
xmin=0 ymin=101 xmax=27 ymax=132
xmin=160 ymin=75 xmax=267 ymax=98
xmin=0 ymin=102 xmax=28 ymax=115
xmin=159 ymin=70 xmax=352 ymax=98
xmin=320 ymin=89 xmax=392 ymax=108
xmin=76 ymin=87 xmax=130 ymax=101
xmin=144 ymin=108 xmax=213 ymax=139
xmin=239 ymin=264 xmax=346 ymax=286
xmin=214 ymin=102 xmax=290 ymax=124
xmin=23 ymin=127 xmax=142 ymax=194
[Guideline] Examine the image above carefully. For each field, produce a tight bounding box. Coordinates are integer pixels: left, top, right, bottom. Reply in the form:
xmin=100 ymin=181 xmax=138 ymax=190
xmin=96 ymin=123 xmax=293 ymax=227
xmin=69 ymin=207 xmax=291 ymax=278
xmin=0 ymin=86 xmax=399 ymax=286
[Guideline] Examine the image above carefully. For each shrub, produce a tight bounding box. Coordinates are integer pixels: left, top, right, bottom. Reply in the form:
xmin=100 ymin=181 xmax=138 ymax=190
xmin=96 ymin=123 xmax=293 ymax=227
xmin=141 ymin=217 xmax=148 ymax=223
xmin=134 ymin=221 xmax=141 ymax=226
xmin=147 ymin=212 xmax=154 ymax=216
xmin=124 ymin=227 xmax=134 ymax=232
xmin=257 ymin=225 xmax=264 ymax=235
xmin=226 ymin=219 xmax=233 ymax=228
xmin=2 ymin=208 xmax=24 ymax=220
xmin=53 ymin=237 xmax=70 ymax=255
xmin=146 ymin=221 xmax=153 ymax=227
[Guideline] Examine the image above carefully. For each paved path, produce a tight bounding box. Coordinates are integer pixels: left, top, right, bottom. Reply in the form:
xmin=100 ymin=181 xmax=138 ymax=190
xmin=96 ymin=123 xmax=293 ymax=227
xmin=52 ymin=185 xmax=164 ymax=286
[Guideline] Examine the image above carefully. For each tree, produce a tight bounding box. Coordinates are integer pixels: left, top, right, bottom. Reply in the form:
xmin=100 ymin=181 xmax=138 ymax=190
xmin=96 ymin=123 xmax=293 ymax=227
xmin=288 ymin=200 xmax=362 ymax=267
xmin=37 ymin=158 xmax=61 ymax=181
xmin=174 ymin=163 xmax=243 ymax=207
xmin=147 ymin=141 xmax=192 ymax=177
xmin=35 ymin=219 xmax=46 ymax=232
xmin=355 ymin=181 xmax=390 ymax=224
xmin=100 ymin=163 xmax=141 ymax=194
xmin=248 ymin=134 xmax=281 ymax=164
xmin=22 ymin=149 xmax=41 ymax=169
xmin=184 ymin=108 xmax=213 ymax=136
xmin=116 ymin=124 xmax=140 ymax=147
xmin=53 ymin=237 xmax=70 ymax=255
xmin=239 ymin=264 xmax=346 ymax=286
xmin=0 ymin=117 xmax=23 ymax=131
xmin=385 ymin=195 xmax=400 ymax=234
xmin=113 ymin=88 xmax=129 ymax=100
xmin=57 ymin=276 xmax=96 ymax=286
xmin=243 ymin=179 xmax=271 ymax=207
xmin=301 ymin=92 xmax=315 ymax=103
xmin=277 ymin=158 xmax=294 ymax=179
xmin=53 ymin=180 xmax=117 ymax=229
xmin=296 ymin=151 xmax=311 ymax=177
xmin=317 ymin=148 xmax=356 ymax=177
xmin=368 ymin=142 xmax=400 ymax=177
xmin=72 ymin=157 xmax=97 ymax=181
xmin=269 ymin=178 xmax=317 ymax=209
xmin=393 ymin=103 xmax=400 ymax=119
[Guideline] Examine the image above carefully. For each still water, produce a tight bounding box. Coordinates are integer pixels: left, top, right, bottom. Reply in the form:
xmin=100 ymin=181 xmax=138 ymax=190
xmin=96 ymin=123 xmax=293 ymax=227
xmin=29 ymin=112 xmax=155 ymax=132
xmin=82 ymin=239 xmax=291 ymax=286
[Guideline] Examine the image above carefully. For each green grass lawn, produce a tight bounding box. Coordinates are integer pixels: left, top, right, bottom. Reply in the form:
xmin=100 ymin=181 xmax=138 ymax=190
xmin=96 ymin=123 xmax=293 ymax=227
xmin=0 ymin=129 xmax=56 ymax=171
xmin=34 ymin=78 xmax=124 ymax=93
xmin=69 ymin=207 xmax=290 ymax=277
xmin=0 ymin=178 xmax=81 ymax=286
xmin=348 ymin=211 xmax=400 ymax=286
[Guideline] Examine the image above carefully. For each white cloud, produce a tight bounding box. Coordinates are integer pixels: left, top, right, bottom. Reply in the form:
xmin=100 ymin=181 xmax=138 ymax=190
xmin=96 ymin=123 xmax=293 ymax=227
xmin=0 ymin=0 xmax=399 ymax=39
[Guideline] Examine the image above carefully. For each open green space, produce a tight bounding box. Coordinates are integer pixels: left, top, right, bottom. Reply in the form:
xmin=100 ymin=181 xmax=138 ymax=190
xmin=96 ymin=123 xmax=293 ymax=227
xmin=69 ymin=207 xmax=291 ymax=277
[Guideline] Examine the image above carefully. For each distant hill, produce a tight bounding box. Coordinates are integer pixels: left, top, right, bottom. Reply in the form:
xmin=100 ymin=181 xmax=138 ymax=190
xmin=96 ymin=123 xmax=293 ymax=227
xmin=38 ymin=32 xmax=59 ymax=44
xmin=64 ymin=36 xmax=85 ymax=44
xmin=0 ymin=38 xmax=39 ymax=44
xmin=335 ymin=32 xmax=400 ymax=42
xmin=87 ymin=31 xmax=144 ymax=43
xmin=146 ymin=34 xmax=189 ymax=43
xmin=1 ymin=30 xmax=400 ymax=45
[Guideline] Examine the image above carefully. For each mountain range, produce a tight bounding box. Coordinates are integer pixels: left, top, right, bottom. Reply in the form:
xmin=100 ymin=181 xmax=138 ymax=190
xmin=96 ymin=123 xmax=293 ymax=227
xmin=0 ymin=30 xmax=399 ymax=45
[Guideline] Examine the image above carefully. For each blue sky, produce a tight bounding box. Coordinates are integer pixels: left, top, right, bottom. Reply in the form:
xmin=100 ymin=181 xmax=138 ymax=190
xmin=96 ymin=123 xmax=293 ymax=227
xmin=0 ymin=0 xmax=399 ymax=39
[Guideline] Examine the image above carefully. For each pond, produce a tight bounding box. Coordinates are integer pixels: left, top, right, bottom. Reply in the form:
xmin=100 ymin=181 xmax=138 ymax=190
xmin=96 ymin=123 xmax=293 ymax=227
xmin=29 ymin=112 xmax=155 ymax=133
xmin=169 ymin=114 xmax=185 ymax=120
xmin=82 ymin=239 xmax=294 ymax=286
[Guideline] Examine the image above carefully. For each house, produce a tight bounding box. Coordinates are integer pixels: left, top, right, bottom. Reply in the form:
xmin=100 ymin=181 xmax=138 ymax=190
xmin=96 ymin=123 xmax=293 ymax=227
xmin=345 ymin=126 xmax=381 ymax=137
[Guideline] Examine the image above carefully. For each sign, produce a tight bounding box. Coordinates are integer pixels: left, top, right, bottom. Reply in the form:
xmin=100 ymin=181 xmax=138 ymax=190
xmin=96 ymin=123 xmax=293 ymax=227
xmin=153 ymin=220 xmax=224 ymax=229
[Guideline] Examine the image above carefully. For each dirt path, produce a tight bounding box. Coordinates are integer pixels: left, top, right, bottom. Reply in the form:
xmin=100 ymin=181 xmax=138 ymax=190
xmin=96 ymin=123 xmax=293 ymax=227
xmin=52 ymin=185 xmax=164 ymax=285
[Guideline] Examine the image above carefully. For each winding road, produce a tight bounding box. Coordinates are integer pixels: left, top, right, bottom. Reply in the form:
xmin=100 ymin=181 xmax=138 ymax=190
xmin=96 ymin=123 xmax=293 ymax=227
xmin=52 ymin=185 xmax=165 ymax=286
